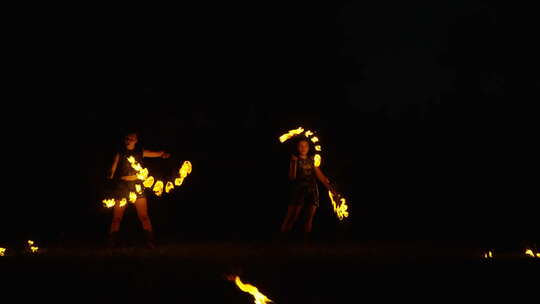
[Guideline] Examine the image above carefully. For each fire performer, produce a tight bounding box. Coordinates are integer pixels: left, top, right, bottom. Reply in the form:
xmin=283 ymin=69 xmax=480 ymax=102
xmin=280 ymin=138 xmax=335 ymax=243
xmin=106 ymin=130 xmax=170 ymax=248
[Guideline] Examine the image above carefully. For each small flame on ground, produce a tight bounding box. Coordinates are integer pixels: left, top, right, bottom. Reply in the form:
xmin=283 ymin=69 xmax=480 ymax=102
xmin=129 ymin=192 xmax=137 ymax=203
xmin=279 ymin=127 xmax=304 ymax=143
xmin=328 ymin=191 xmax=349 ymax=221
xmin=153 ymin=180 xmax=164 ymax=196
xmin=314 ymin=154 xmax=321 ymax=167
xmin=229 ymin=275 xmax=272 ymax=304
xmin=143 ymin=176 xmax=155 ymax=188
xmin=165 ymin=181 xmax=174 ymax=193
xmin=135 ymin=184 xmax=142 ymax=194
xmin=0 ymin=248 xmax=5 ymax=256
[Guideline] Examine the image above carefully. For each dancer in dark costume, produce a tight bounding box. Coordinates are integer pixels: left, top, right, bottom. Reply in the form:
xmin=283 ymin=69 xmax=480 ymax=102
xmin=107 ymin=131 xmax=170 ymax=248
xmin=280 ymin=138 xmax=335 ymax=243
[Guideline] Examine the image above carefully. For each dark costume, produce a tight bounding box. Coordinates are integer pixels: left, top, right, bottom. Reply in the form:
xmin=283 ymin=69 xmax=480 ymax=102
xmin=290 ymin=155 xmax=319 ymax=207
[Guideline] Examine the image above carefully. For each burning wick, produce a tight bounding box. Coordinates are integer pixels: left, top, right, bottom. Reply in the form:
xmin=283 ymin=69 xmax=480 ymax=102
xmin=227 ymin=275 xmax=273 ymax=304
xmin=27 ymin=240 xmax=39 ymax=253
xmin=0 ymin=248 xmax=6 ymax=256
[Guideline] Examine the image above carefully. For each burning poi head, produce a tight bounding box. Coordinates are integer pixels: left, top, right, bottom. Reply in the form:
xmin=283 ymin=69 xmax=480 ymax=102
xmin=27 ymin=240 xmax=39 ymax=253
xmin=279 ymin=127 xmax=322 ymax=167
xmin=0 ymin=248 xmax=6 ymax=256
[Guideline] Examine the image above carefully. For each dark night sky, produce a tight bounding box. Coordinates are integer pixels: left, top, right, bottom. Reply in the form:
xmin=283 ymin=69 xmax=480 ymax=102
xmin=3 ymin=2 xmax=538 ymax=245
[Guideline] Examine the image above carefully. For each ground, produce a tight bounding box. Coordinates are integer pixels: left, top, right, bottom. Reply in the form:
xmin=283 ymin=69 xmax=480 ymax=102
xmin=1 ymin=240 xmax=538 ymax=303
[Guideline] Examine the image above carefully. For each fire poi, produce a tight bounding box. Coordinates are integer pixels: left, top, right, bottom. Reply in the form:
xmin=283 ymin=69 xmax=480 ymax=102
xmin=279 ymin=127 xmax=350 ymax=220
xmin=525 ymin=248 xmax=540 ymax=258
xmin=228 ymin=275 xmax=273 ymax=304
xmin=27 ymin=240 xmax=39 ymax=253
xmin=101 ymin=156 xmax=192 ymax=208
xmin=0 ymin=247 xmax=6 ymax=256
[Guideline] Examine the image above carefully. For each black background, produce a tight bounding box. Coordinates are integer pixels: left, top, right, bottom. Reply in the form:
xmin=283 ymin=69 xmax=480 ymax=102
xmin=2 ymin=1 xmax=538 ymax=248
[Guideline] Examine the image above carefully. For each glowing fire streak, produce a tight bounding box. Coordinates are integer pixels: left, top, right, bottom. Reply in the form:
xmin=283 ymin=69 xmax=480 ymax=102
xmin=0 ymin=248 xmax=6 ymax=256
xmin=135 ymin=184 xmax=142 ymax=194
xmin=315 ymin=145 xmax=322 ymax=151
xmin=175 ymin=177 xmax=184 ymax=186
xmin=165 ymin=181 xmax=174 ymax=193
xmin=137 ymin=168 xmax=149 ymax=180
xmin=143 ymin=176 xmax=155 ymax=188
xmin=129 ymin=192 xmax=137 ymax=203
xmin=310 ymin=136 xmax=319 ymax=143
xmin=328 ymin=191 xmax=349 ymax=221
xmin=279 ymin=127 xmax=304 ymax=143
xmin=305 ymin=130 xmax=314 ymax=137
xmin=102 ymin=198 xmax=116 ymax=208
xmin=153 ymin=180 xmax=164 ymax=196
xmin=314 ymin=154 xmax=321 ymax=167
xmin=231 ymin=276 xmax=272 ymax=304
xmin=525 ymin=249 xmax=539 ymax=258
xmin=179 ymin=161 xmax=192 ymax=178
xmin=28 ymin=240 xmax=39 ymax=253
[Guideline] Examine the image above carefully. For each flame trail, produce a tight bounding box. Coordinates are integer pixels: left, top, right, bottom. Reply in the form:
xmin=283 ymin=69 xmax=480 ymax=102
xmin=153 ymin=180 xmax=164 ymax=196
xmin=102 ymin=198 xmax=116 ymax=208
xmin=230 ymin=275 xmax=273 ymax=304
xmin=279 ymin=127 xmax=304 ymax=143
xmin=143 ymin=176 xmax=155 ymax=188
xmin=175 ymin=177 xmax=184 ymax=186
xmin=118 ymin=198 xmax=127 ymax=207
xmin=165 ymin=181 xmax=174 ymax=193
xmin=328 ymin=190 xmax=349 ymax=221
xmin=27 ymin=240 xmax=39 ymax=253
xmin=0 ymin=248 xmax=6 ymax=256
xmin=129 ymin=192 xmax=137 ymax=203
xmin=135 ymin=184 xmax=142 ymax=194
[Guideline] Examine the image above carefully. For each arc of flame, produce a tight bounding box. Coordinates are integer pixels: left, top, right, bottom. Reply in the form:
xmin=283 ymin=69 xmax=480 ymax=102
xmin=279 ymin=127 xmax=304 ymax=143
xmin=165 ymin=181 xmax=174 ymax=193
xmin=328 ymin=191 xmax=349 ymax=221
xmin=175 ymin=177 xmax=184 ymax=186
xmin=143 ymin=176 xmax=155 ymax=188
xmin=231 ymin=276 xmax=273 ymax=304
xmin=153 ymin=180 xmax=164 ymax=196
xmin=0 ymin=248 xmax=5 ymax=256
xmin=314 ymin=154 xmax=321 ymax=167
xmin=129 ymin=192 xmax=137 ymax=203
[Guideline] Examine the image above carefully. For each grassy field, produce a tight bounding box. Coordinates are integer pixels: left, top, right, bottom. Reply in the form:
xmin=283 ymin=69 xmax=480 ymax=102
xmin=1 ymin=240 xmax=538 ymax=303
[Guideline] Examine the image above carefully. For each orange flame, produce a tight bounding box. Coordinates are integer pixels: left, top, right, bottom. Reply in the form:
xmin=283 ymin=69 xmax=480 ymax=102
xmin=230 ymin=275 xmax=272 ymax=304
xmin=328 ymin=191 xmax=349 ymax=221
xmin=27 ymin=240 xmax=39 ymax=253
xmin=102 ymin=198 xmax=116 ymax=208
xmin=279 ymin=127 xmax=304 ymax=143
xmin=314 ymin=154 xmax=321 ymax=167
xmin=143 ymin=176 xmax=155 ymax=188
xmin=165 ymin=181 xmax=174 ymax=193
xmin=0 ymin=248 xmax=6 ymax=256
xmin=153 ymin=180 xmax=164 ymax=196
xmin=129 ymin=192 xmax=137 ymax=203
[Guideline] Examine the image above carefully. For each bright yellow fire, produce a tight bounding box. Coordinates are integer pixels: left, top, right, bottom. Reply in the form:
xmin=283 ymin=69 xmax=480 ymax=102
xmin=314 ymin=154 xmax=321 ymax=167
xmin=137 ymin=168 xmax=149 ymax=180
xmin=28 ymin=240 xmax=39 ymax=253
xmin=315 ymin=145 xmax=322 ymax=151
xmin=153 ymin=180 xmax=164 ymax=196
xmin=310 ymin=136 xmax=319 ymax=143
xmin=0 ymin=248 xmax=6 ymax=256
xmin=127 ymin=156 xmax=149 ymax=180
xmin=135 ymin=184 xmax=142 ymax=194
xmin=102 ymin=198 xmax=116 ymax=208
xmin=179 ymin=161 xmax=192 ymax=178
xmin=483 ymin=251 xmax=493 ymax=258
xmin=232 ymin=276 xmax=272 ymax=304
xmin=328 ymin=191 xmax=349 ymax=221
xmin=129 ymin=192 xmax=137 ymax=203
xmin=525 ymin=249 xmax=537 ymax=257
xmin=143 ymin=176 xmax=155 ymax=188
xmin=165 ymin=181 xmax=174 ymax=193
xmin=305 ymin=130 xmax=314 ymax=137
xmin=279 ymin=127 xmax=304 ymax=143
xmin=118 ymin=198 xmax=127 ymax=207
xmin=175 ymin=177 xmax=184 ymax=186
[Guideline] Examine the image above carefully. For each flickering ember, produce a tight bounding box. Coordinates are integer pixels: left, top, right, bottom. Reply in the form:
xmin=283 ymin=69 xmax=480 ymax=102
xmin=228 ymin=275 xmax=273 ymax=304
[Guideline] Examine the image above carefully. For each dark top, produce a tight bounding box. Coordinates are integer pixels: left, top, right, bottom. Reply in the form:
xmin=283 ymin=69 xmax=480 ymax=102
xmin=294 ymin=155 xmax=317 ymax=187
